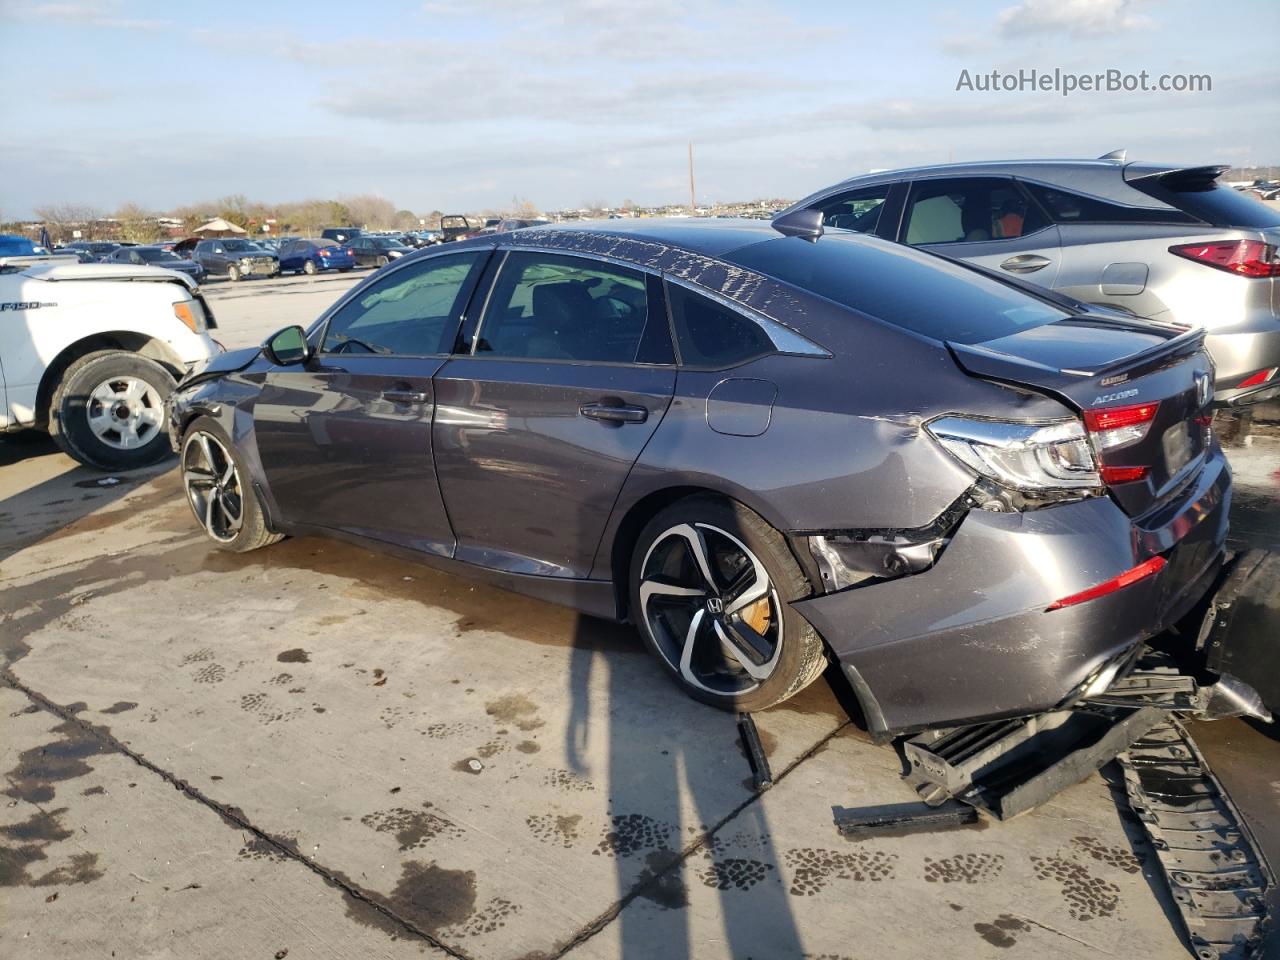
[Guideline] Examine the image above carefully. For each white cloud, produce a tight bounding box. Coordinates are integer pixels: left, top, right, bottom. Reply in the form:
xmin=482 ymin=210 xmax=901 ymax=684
xmin=997 ymin=0 xmax=1156 ymax=38
xmin=0 ymin=0 xmax=169 ymax=30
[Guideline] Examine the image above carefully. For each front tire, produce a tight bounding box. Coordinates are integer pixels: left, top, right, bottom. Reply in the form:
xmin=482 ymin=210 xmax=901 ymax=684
xmin=303 ymin=260 xmax=318 ymax=276
xmin=180 ymin=416 xmax=282 ymax=553
xmin=49 ymin=350 xmax=175 ymax=470
xmin=629 ymin=496 xmax=827 ymax=712
xmin=228 ymin=265 xmax=242 ymax=282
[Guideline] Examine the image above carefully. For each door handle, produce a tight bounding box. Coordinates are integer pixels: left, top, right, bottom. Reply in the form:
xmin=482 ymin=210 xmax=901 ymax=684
xmin=580 ymin=402 xmax=648 ymax=424
xmin=1000 ymin=254 xmax=1052 ymax=273
xmin=382 ymin=389 xmax=430 ymax=404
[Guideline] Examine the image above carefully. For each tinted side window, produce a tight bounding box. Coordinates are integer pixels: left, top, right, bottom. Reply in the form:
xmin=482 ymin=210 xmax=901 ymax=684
xmin=321 ymin=253 xmax=482 ymax=356
xmin=476 ymin=252 xmax=650 ymax=363
xmin=814 ymin=185 xmax=890 ymax=233
xmin=904 ymin=178 xmax=1046 ymax=245
xmin=667 ymin=283 xmax=774 ymax=367
xmin=1024 ymin=182 xmax=1198 ymax=225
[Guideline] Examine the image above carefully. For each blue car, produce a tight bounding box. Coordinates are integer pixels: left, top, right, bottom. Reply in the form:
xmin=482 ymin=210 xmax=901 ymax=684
xmin=279 ymin=238 xmax=356 ymax=275
xmin=0 ymin=234 xmax=39 ymax=256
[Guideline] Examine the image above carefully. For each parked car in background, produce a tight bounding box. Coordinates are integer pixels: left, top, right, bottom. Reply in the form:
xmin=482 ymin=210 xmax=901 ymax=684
xmin=321 ymin=227 xmax=362 ymax=243
xmin=253 ymin=237 xmax=281 ymax=253
xmin=168 ymin=218 xmax=1233 ymax=733
xmin=496 ymin=218 xmax=551 ymax=232
xmin=438 ymin=215 xmax=479 ymax=242
xmin=105 ymin=245 xmax=207 ymax=283
xmin=55 ymin=247 xmax=100 ymax=263
xmin=783 ymin=153 xmax=1280 ymax=406
xmin=349 ymin=235 xmax=414 ymax=268
xmin=0 ymin=234 xmax=40 ymax=256
xmin=190 ymin=237 xmax=280 ymax=281
xmin=278 ymin=238 xmax=356 ymax=275
xmin=1 ymin=259 xmax=220 ymax=469
xmin=60 ymin=241 xmax=123 ymax=261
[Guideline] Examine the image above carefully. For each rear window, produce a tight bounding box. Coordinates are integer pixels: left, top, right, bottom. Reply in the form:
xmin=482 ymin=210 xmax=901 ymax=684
xmin=1131 ymin=177 xmax=1280 ymax=228
xmin=727 ymin=235 xmax=1068 ymax=345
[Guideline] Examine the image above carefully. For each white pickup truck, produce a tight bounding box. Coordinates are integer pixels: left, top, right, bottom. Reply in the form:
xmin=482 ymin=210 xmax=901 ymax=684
xmin=0 ymin=258 xmax=222 ymax=469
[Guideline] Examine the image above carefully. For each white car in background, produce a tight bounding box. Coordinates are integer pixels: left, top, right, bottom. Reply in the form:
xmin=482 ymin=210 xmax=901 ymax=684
xmin=0 ymin=258 xmax=222 ymax=469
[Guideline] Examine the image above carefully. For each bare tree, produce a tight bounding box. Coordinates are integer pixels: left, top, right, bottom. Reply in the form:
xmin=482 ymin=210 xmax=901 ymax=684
xmin=115 ymin=203 xmax=161 ymax=243
xmin=33 ymin=203 xmax=104 ymax=242
xmin=342 ymin=194 xmax=396 ymax=229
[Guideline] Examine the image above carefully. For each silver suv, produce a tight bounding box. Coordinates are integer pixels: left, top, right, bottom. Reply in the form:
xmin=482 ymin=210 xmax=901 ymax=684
xmin=782 ymin=154 xmax=1280 ymax=406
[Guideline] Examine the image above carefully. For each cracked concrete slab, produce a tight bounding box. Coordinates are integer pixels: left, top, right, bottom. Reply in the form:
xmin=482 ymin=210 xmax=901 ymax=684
xmin=0 ymin=685 xmax=449 ymax=959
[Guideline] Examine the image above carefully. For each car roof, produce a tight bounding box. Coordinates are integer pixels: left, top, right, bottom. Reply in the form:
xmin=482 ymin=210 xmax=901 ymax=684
xmin=789 ymin=158 xmax=1201 ymax=211
xmin=489 ymin=217 xmax=782 ymax=260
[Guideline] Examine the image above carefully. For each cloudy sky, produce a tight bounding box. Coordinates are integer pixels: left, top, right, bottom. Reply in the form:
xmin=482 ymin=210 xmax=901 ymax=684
xmin=1 ymin=0 xmax=1276 ymax=217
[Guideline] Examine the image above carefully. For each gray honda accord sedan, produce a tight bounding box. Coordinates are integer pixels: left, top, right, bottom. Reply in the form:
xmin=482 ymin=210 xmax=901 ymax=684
xmin=167 ymin=217 xmax=1230 ymax=737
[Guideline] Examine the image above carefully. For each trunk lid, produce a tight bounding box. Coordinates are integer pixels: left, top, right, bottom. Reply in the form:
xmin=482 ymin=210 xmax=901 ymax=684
xmin=949 ymin=317 xmax=1215 ymax=517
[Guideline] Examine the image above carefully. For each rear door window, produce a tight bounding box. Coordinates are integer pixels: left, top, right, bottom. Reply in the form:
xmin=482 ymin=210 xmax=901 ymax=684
xmin=475 ymin=252 xmax=657 ymax=364
xmin=321 ymin=252 xmax=484 ymax=356
xmin=904 ymin=178 xmax=1047 ymax=245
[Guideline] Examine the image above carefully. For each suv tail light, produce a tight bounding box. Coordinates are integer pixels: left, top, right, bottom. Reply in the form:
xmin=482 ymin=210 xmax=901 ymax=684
xmin=1237 ymin=367 xmax=1277 ymax=389
xmin=1169 ymin=239 xmax=1280 ymax=277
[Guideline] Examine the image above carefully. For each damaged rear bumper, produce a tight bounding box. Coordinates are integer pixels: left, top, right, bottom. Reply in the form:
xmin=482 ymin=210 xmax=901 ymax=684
xmin=792 ymin=447 xmax=1232 ymax=738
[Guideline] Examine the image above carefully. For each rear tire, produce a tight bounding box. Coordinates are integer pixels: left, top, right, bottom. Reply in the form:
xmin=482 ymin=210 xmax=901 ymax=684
xmin=49 ymin=350 xmax=176 ymax=471
xmin=629 ymin=495 xmax=827 ymax=712
xmin=303 ymin=260 xmax=317 ymax=276
xmin=180 ymin=415 xmax=282 ymax=553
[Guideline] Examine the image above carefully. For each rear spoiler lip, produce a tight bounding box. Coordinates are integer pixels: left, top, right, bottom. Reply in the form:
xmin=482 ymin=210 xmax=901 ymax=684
xmin=1122 ymin=162 xmax=1229 ymax=185
xmin=947 ymin=324 xmax=1207 ymax=387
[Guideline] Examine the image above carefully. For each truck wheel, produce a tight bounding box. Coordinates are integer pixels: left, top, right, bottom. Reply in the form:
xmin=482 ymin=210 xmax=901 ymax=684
xmin=228 ymin=265 xmax=242 ymax=282
xmin=49 ymin=350 xmax=176 ymax=471
xmin=303 ymin=260 xmax=317 ymax=276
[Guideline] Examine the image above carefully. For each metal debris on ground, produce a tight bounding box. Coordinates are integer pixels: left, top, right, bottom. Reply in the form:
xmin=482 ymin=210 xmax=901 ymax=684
xmin=832 ymin=799 xmax=978 ymax=839
xmin=1120 ymin=719 xmax=1273 ymax=960
xmin=737 ymin=713 xmax=772 ymax=791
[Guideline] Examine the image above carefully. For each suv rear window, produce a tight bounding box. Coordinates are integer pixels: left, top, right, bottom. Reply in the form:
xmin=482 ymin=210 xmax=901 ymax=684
xmin=1130 ymin=177 xmax=1280 ymax=228
xmin=727 ymin=235 xmax=1068 ymax=345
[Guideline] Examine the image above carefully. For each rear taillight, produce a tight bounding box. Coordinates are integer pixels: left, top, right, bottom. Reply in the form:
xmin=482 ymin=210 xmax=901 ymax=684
xmin=1237 ymin=367 xmax=1277 ymax=389
xmin=926 ymin=417 xmax=1100 ymax=491
xmin=345 ymin=248 xmax=354 ymax=256
xmin=1046 ymin=556 xmax=1166 ymax=611
xmin=1100 ymin=465 xmax=1148 ymax=485
xmin=319 ymin=248 xmax=331 ymax=257
xmin=1169 ymin=239 xmax=1280 ymax=278
xmin=1083 ymin=401 xmax=1159 ymax=451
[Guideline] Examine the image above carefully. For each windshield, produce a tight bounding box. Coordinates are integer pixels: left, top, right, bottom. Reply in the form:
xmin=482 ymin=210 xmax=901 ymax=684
xmin=222 ymin=239 xmax=253 ymax=252
xmin=728 ymin=234 xmax=1069 ymax=345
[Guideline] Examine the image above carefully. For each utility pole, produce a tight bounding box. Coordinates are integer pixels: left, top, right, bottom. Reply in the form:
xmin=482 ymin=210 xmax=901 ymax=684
xmin=688 ymin=142 xmax=697 ymax=215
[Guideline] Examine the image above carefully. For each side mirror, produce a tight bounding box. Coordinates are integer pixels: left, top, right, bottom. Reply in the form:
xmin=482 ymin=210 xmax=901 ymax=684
xmin=263 ymin=325 xmax=310 ymax=366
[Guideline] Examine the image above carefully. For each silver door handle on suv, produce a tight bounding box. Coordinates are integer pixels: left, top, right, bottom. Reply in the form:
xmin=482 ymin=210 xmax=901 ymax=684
xmin=1000 ymin=254 xmax=1053 ymax=273
xmin=580 ymin=402 xmax=648 ymax=424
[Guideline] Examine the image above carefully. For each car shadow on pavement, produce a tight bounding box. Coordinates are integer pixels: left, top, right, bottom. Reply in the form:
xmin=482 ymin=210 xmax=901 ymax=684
xmin=566 ymin=611 xmax=808 ymax=958
xmin=0 ymin=431 xmax=176 ymax=565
